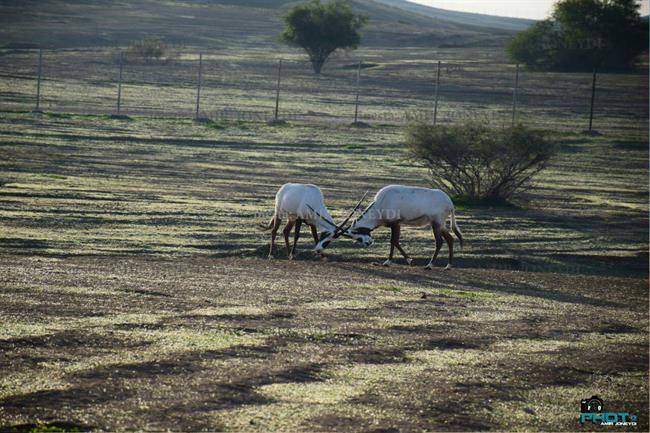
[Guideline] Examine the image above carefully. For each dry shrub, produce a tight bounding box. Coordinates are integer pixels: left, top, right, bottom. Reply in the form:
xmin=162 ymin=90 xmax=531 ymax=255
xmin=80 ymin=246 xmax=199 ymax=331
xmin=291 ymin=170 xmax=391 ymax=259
xmin=405 ymin=122 xmax=556 ymax=203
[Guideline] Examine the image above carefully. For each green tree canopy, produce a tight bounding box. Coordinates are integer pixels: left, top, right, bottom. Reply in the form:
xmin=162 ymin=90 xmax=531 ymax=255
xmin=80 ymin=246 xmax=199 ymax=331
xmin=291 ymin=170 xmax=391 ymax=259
xmin=507 ymin=0 xmax=648 ymax=71
xmin=281 ymin=0 xmax=367 ymax=74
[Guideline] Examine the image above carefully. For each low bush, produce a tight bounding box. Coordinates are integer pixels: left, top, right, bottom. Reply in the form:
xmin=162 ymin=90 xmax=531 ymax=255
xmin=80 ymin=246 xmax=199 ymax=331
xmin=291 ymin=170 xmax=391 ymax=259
xmin=121 ymin=37 xmax=179 ymax=64
xmin=405 ymin=122 xmax=556 ymax=203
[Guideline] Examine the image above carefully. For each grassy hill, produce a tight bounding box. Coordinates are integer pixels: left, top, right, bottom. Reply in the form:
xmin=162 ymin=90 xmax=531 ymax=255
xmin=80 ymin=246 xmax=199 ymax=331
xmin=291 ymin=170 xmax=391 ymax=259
xmin=0 ymin=0 xmax=519 ymax=49
xmin=374 ymin=0 xmax=534 ymax=31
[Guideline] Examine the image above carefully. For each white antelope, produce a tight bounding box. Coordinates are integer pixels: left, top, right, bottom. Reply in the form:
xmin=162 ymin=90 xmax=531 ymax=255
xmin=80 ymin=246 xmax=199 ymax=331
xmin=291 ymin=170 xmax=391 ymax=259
xmin=262 ymin=183 xmax=365 ymax=260
xmin=314 ymin=185 xmax=464 ymax=269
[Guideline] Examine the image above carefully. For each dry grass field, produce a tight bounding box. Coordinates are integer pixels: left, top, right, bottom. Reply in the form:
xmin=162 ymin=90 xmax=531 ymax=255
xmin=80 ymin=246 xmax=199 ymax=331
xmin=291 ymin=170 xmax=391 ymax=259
xmin=0 ymin=0 xmax=648 ymax=431
xmin=0 ymin=111 xmax=648 ymax=431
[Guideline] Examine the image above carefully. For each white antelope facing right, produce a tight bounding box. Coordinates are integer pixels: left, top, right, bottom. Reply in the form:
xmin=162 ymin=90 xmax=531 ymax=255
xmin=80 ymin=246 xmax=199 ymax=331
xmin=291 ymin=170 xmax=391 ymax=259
xmin=314 ymin=185 xmax=464 ymax=269
xmin=262 ymin=183 xmax=365 ymax=260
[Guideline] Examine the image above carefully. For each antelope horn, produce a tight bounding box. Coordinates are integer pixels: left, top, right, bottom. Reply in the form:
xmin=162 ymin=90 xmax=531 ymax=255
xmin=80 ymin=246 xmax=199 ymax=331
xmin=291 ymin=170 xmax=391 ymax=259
xmin=359 ymin=200 xmax=376 ymax=217
xmin=334 ymin=190 xmax=369 ymax=235
xmin=344 ymin=200 xmax=376 ymax=231
xmin=305 ymin=204 xmax=338 ymax=229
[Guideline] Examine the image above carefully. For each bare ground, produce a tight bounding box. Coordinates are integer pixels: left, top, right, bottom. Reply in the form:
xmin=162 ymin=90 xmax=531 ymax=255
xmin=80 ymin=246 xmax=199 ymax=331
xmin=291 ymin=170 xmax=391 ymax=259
xmin=0 ymin=255 xmax=647 ymax=432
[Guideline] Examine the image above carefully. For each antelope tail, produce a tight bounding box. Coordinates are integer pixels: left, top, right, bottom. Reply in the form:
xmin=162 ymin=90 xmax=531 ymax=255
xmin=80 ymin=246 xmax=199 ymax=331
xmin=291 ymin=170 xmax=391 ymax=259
xmin=450 ymin=208 xmax=464 ymax=249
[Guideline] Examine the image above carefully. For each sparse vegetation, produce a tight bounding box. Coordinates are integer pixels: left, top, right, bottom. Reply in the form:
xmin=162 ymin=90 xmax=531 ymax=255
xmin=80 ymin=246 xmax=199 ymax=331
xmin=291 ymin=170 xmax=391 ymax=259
xmin=0 ymin=108 xmax=647 ymax=432
xmin=405 ymin=122 xmax=556 ymax=202
xmin=122 ymin=37 xmax=179 ymax=64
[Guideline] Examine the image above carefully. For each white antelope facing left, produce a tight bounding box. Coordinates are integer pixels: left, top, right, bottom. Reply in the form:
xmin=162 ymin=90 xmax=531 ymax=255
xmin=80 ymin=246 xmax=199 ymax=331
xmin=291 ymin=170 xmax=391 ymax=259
xmin=262 ymin=183 xmax=364 ymax=260
xmin=314 ymin=185 xmax=464 ymax=269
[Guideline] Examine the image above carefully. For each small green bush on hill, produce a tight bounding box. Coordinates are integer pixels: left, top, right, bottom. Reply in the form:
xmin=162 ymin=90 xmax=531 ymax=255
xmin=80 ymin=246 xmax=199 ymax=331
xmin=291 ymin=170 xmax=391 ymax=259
xmin=121 ymin=37 xmax=179 ymax=64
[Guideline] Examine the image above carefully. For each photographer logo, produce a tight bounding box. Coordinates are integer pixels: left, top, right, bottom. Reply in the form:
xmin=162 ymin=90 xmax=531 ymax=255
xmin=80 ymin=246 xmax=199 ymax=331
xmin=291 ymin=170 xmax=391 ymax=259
xmin=579 ymin=396 xmax=637 ymax=426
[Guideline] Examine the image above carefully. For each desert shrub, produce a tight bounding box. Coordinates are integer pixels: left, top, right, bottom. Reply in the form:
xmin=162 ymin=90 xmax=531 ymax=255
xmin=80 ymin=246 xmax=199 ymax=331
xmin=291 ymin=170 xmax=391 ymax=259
xmin=405 ymin=122 xmax=556 ymax=202
xmin=121 ymin=37 xmax=179 ymax=64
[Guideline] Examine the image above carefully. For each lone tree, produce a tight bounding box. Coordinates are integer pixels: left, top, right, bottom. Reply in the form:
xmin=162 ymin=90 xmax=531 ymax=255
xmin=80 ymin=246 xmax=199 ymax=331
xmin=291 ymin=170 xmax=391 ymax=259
xmin=281 ymin=0 xmax=367 ymax=74
xmin=507 ymin=0 xmax=647 ymax=71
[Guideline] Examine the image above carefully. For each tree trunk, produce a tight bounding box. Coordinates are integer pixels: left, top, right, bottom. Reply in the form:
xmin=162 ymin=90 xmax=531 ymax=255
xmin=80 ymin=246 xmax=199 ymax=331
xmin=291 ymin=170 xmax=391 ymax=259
xmin=312 ymin=56 xmax=325 ymax=74
xmin=309 ymin=50 xmax=331 ymax=75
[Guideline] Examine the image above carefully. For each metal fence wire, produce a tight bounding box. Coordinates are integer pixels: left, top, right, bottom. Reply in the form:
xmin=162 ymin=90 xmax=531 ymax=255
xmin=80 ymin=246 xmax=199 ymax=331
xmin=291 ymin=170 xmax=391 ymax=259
xmin=0 ymin=48 xmax=647 ymax=133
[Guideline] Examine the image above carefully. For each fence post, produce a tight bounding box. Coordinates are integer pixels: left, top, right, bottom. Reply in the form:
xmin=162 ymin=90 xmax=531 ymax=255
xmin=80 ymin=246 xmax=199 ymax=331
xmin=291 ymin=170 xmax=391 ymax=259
xmin=433 ymin=60 xmax=441 ymax=126
xmin=273 ymin=60 xmax=282 ymax=121
xmin=35 ymin=49 xmax=43 ymax=112
xmin=588 ymin=67 xmax=597 ymax=132
xmin=353 ymin=60 xmax=361 ymax=124
xmin=511 ymin=63 xmax=519 ymax=126
xmin=195 ymin=52 xmax=203 ymax=119
xmin=116 ymin=51 xmax=124 ymax=114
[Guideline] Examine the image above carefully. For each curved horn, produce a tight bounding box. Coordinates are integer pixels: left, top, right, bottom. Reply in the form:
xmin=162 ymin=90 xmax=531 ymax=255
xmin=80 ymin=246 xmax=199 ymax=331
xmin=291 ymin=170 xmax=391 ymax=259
xmin=334 ymin=190 xmax=368 ymax=235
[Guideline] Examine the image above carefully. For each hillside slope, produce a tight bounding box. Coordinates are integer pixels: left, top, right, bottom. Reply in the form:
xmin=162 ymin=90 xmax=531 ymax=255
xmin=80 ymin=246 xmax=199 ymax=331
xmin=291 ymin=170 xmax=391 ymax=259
xmin=374 ymin=0 xmax=534 ymax=31
xmin=0 ymin=0 xmax=519 ymax=49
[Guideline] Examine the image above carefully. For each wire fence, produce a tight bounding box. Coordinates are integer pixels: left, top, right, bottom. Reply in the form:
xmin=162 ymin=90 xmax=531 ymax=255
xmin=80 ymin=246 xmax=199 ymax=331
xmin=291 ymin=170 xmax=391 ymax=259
xmin=0 ymin=48 xmax=647 ymax=134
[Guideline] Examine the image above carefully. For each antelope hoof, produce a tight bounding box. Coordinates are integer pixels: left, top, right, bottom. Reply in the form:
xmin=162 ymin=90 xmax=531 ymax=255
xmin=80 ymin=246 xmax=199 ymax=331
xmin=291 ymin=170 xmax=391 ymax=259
xmin=406 ymin=258 xmax=413 ymax=266
xmin=382 ymin=259 xmax=392 ymax=267
xmin=424 ymin=263 xmax=433 ymax=270
xmin=288 ymin=254 xmax=294 ymax=261
xmin=267 ymin=254 xmax=273 ymax=260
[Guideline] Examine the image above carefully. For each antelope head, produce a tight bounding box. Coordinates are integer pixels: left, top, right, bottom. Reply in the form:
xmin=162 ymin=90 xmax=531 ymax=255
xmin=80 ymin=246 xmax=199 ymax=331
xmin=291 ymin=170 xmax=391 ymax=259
xmin=312 ymin=192 xmax=373 ymax=252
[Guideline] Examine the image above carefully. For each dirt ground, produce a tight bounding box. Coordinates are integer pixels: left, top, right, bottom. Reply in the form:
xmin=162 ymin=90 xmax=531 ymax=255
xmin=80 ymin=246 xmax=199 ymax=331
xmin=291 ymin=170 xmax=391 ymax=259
xmin=0 ymin=112 xmax=648 ymax=431
xmin=0 ymin=255 xmax=648 ymax=432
